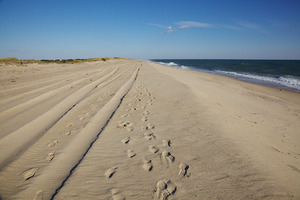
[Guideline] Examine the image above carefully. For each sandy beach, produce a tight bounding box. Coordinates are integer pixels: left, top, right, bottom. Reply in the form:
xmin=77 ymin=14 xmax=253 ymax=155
xmin=0 ymin=59 xmax=299 ymax=199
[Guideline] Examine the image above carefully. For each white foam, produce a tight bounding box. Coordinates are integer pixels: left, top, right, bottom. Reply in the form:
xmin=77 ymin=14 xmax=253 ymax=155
xmin=167 ymin=62 xmax=177 ymax=66
xmin=156 ymin=61 xmax=181 ymax=68
xmin=180 ymin=65 xmax=189 ymax=70
xmin=278 ymin=77 xmax=300 ymax=90
xmin=215 ymin=70 xmax=300 ymax=91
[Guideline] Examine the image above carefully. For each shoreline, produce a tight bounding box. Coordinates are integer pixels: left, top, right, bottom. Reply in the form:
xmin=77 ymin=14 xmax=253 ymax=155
xmin=0 ymin=59 xmax=299 ymax=199
xmin=149 ymin=59 xmax=300 ymax=93
xmin=156 ymin=62 xmax=300 ymax=101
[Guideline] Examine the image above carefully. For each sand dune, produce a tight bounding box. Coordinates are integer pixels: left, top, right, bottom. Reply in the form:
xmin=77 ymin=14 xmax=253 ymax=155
xmin=0 ymin=60 xmax=299 ymax=199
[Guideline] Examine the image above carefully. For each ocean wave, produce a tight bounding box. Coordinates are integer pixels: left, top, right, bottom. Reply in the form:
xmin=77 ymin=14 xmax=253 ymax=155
xmin=180 ymin=65 xmax=189 ymax=70
xmin=278 ymin=76 xmax=300 ymax=91
xmin=157 ymin=61 xmax=180 ymax=67
xmin=152 ymin=60 xmax=300 ymax=92
xmin=215 ymin=70 xmax=300 ymax=91
xmin=155 ymin=61 xmax=191 ymax=70
xmin=168 ymin=62 xmax=177 ymax=66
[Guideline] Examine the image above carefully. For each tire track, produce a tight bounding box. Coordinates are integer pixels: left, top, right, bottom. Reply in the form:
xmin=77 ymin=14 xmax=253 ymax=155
xmin=0 ymin=62 xmax=108 ymax=94
xmin=0 ymin=68 xmax=111 ymax=123
xmin=0 ymin=67 xmax=120 ymax=169
xmin=0 ymin=70 xmax=86 ymax=97
xmin=0 ymin=69 xmax=105 ymax=109
xmin=11 ymin=67 xmax=140 ymax=199
xmin=0 ymin=67 xmax=122 ymax=139
xmin=0 ymin=66 xmax=133 ymax=199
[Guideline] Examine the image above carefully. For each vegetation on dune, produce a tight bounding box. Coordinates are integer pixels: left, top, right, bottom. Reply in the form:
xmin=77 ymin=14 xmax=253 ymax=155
xmin=0 ymin=57 xmax=21 ymax=64
xmin=40 ymin=57 xmax=127 ymax=64
xmin=0 ymin=57 xmax=129 ymax=65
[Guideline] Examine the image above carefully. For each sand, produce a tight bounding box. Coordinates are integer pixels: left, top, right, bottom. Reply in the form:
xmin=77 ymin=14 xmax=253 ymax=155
xmin=0 ymin=59 xmax=299 ymax=199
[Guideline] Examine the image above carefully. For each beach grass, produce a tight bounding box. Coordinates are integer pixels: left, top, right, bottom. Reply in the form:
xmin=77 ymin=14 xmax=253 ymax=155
xmin=0 ymin=57 xmax=128 ymax=65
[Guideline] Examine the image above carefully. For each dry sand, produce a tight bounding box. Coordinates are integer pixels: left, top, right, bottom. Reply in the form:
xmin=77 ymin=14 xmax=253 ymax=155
xmin=0 ymin=59 xmax=299 ymax=199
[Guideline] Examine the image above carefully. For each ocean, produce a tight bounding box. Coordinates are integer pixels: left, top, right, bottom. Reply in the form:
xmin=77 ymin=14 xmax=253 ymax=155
xmin=150 ymin=59 xmax=300 ymax=92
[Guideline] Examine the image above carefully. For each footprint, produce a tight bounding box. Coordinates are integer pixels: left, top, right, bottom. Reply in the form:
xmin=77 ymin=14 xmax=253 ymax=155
xmin=142 ymin=124 xmax=155 ymax=131
xmin=121 ymin=137 xmax=130 ymax=144
xmin=117 ymin=121 xmax=134 ymax=132
xmin=127 ymin=149 xmax=136 ymax=158
xmin=144 ymin=132 xmax=156 ymax=140
xmin=48 ymin=140 xmax=58 ymax=148
xmin=23 ymin=168 xmax=39 ymax=180
xmin=121 ymin=113 xmax=132 ymax=118
xmin=111 ymin=188 xmax=125 ymax=200
xmin=154 ymin=180 xmax=177 ymax=200
xmin=149 ymin=146 xmax=159 ymax=154
xmin=142 ymin=159 xmax=153 ymax=171
xmin=135 ymin=97 xmax=142 ymax=102
xmin=155 ymin=180 xmax=167 ymax=200
xmin=160 ymin=191 xmax=170 ymax=200
xmin=166 ymin=181 xmax=177 ymax=195
xmin=130 ymin=107 xmax=137 ymax=111
xmin=117 ymin=121 xmax=133 ymax=131
xmin=65 ymin=130 xmax=72 ymax=136
xmin=143 ymin=111 xmax=150 ymax=115
xmin=127 ymin=127 xmax=134 ymax=132
xmin=178 ymin=163 xmax=189 ymax=177
xmin=162 ymin=140 xmax=171 ymax=147
xmin=161 ymin=151 xmax=175 ymax=166
xmin=105 ymin=167 xmax=117 ymax=178
xmin=46 ymin=151 xmax=55 ymax=161
xmin=33 ymin=190 xmax=43 ymax=200
xmin=141 ymin=116 xmax=148 ymax=122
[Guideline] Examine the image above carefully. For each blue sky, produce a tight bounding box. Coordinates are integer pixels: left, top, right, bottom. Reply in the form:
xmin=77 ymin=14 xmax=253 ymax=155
xmin=0 ymin=0 xmax=300 ymax=59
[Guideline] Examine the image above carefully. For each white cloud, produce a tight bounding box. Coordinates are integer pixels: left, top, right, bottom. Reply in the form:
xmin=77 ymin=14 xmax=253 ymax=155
xmin=178 ymin=25 xmax=189 ymax=29
xmin=176 ymin=21 xmax=213 ymax=28
xmin=149 ymin=20 xmax=265 ymax=34
xmin=148 ymin=23 xmax=175 ymax=33
xmin=164 ymin=26 xmax=176 ymax=33
xmin=165 ymin=21 xmax=212 ymax=34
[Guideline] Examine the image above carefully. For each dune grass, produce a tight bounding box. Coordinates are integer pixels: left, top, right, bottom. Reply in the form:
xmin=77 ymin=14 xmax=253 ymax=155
xmin=0 ymin=57 xmax=22 ymax=64
xmin=0 ymin=57 xmax=129 ymax=65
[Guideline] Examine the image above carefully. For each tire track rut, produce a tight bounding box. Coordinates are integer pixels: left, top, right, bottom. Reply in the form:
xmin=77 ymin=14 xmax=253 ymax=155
xmin=0 ymin=68 xmax=111 ymax=123
xmin=0 ymin=67 xmax=120 ymax=168
xmin=8 ymin=67 xmax=140 ymax=199
xmin=0 ymin=69 xmax=106 ymax=110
